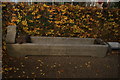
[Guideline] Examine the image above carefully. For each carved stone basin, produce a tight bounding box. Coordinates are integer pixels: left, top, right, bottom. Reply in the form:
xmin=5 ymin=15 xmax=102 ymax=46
xmin=6 ymin=37 xmax=109 ymax=57
xmin=6 ymin=26 xmax=109 ymax=57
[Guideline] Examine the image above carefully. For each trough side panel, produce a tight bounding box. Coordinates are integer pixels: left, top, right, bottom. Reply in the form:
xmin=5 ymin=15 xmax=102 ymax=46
xmin=6 ymin=44 xmax=108 ymax=57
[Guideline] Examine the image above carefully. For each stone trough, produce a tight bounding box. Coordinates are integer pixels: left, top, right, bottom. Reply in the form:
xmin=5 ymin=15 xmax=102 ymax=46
xmin=6 ymin=26 xmax=109 ymax=57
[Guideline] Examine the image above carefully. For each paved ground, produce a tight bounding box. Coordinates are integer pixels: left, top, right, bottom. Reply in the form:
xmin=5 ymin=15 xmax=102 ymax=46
xmin=2 ymin=50 xmax=120 ymax=79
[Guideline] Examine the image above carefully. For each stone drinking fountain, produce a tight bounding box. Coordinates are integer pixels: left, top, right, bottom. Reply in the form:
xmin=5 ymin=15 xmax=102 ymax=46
xmin=6 ymin=26 xmax=111 ymax=57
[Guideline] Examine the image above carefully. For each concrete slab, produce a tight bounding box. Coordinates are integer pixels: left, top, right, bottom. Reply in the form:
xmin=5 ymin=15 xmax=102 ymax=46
xmin=108 ymin=42 xmax=120 ymax=50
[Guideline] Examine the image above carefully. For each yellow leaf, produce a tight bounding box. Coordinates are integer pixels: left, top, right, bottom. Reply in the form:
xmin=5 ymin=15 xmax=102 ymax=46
xmin=36 ymin=15 xmax=41 ymax=18
xmin=22 ymin=20 xmax=27 ymax=26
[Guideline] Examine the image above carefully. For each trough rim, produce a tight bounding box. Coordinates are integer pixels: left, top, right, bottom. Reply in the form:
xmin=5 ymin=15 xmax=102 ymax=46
xmin=31 ymin=36 xmax=95 ymax=40
xmin=6 ymin=43 xmax=108 ymax=47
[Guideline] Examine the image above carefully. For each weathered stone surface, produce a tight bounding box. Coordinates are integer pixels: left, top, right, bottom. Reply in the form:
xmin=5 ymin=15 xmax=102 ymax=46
xmin=6 ymin=43 xmax=108 ymax=57
xmin=6 ymin=26 xmax=16 ymax=43
xmin=6 ymin=36 xmax=109 ymax=57
xmin=31 ymin=37 xmax=95 ymax=44
xmin=108 ymin=42 xmax=120 ymax=49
